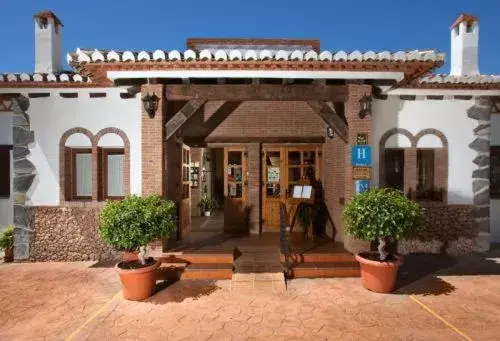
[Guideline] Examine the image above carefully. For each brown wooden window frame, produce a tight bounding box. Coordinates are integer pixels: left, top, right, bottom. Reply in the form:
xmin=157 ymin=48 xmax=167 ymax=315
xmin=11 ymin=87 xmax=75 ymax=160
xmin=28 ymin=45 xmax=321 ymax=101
xmin=491 ymin=147 xmax=500 ymax=199
xmin=100 ymin=148 xmax=126 ymax=200
xmin=416 ymin=149 xmax=435 ymax=200
xmin=70 ymin=148 xmax=93 ymax=201
xmin=383 ymin=148 xmax=405 ymax=192
xmin=0 ymin=146 xmax=11 ymax=198
xmin=182 ymin=147 xmax=190 ymax=199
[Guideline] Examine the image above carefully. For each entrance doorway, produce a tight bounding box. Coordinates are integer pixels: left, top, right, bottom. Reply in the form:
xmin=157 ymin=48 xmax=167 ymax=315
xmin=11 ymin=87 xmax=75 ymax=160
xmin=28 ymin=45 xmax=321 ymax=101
xmin=261 ymin=144 xmax=322 ymax=232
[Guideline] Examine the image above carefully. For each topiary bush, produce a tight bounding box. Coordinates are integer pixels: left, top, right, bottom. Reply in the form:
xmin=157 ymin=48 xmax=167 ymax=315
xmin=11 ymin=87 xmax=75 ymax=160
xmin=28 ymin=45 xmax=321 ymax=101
xmin=99 ymin=195 xmax=177 ymax=264
xmin=343 ymin=188 xmax=421 ymax=261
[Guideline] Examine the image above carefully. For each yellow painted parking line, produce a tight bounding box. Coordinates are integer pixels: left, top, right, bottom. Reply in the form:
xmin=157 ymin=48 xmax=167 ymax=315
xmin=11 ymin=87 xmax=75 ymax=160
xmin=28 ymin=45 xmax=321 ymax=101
xmin=65 ymin=291 xmax=122 ymax=341
xmin=409 ymin=295 xmax=474 ymax=341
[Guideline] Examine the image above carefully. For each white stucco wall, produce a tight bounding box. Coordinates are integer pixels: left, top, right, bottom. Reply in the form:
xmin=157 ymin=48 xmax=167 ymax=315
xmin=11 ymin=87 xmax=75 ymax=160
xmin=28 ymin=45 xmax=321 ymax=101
xmin=490 ymin=114 xmax=500 ymax=242
xmin=24 ymin=88 xmax=141 ymax=205
xmin=0 ymin=113 xmax=13 ymax=228
xmin=372 ymin=96 xmax=477 ymax=204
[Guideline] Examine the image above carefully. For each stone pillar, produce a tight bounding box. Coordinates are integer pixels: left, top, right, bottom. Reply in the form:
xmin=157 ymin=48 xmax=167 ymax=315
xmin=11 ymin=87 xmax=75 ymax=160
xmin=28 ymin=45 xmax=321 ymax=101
xmin=343 ymin=83 xmax=372 ymax=253
xmin=467 ymin=97 xmax=492 ymax=251
xmin=11 ymin=96 xmax=36 ymax=261
xmin=246 ymin=143 xmax=261 ymax=234
xmin=141 ymin=84 xmax=165 ymax=197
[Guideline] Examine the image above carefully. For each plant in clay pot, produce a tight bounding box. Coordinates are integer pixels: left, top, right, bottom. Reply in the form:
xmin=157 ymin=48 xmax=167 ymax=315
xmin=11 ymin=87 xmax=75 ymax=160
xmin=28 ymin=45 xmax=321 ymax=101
xmin=99 ymin=195 xmax=177 ymax=301
xmin=198 ymin=196 xmax=216 ymax=216
xmin=343 ymin=188 xmax=421 ymax=293
xmin=0 ymin=225 xmax=14 ymax=263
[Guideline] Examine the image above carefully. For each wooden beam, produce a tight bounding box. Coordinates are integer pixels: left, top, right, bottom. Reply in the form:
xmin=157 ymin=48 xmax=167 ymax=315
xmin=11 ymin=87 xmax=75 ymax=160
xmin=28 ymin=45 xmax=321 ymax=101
xmin=165 ymin=84 xmax=348 ymax=101
xmin=165 ymin=99 xmax=206 ymax=140
xmin=184 ymin=136 xmax=326 ymax=145
xmin=306 ymin=101 xmax=348 ymax=143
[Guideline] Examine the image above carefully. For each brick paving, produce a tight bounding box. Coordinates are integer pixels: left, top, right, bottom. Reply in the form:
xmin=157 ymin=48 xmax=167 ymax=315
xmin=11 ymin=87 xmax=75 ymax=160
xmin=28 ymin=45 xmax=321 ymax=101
xmin=0 ymin=252 xmax=499 ymax=341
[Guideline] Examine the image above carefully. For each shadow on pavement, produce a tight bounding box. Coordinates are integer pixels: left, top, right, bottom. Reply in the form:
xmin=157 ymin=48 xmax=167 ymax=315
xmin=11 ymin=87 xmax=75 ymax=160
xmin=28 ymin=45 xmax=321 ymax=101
xmin=395 ymin=246 xmax=500 ymax=296
xmin=147 ymin=279 xmax=222 ymax=304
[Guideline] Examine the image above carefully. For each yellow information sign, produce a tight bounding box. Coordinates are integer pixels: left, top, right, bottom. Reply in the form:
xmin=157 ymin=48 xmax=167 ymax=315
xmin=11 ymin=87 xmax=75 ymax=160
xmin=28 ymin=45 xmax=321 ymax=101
xmin=352 ymin=167 xmax=372 ymax=180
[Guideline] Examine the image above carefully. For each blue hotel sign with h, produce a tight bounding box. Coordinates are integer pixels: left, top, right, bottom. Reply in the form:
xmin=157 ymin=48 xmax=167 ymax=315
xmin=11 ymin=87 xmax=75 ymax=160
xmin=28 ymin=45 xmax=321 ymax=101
xmin=351 ymin=146 xmax=372 ymax=166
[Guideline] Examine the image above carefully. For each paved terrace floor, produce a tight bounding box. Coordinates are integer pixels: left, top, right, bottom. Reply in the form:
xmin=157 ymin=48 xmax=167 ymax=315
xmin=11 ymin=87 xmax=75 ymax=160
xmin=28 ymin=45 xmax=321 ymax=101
xmin=1 ymin=248 xmax=499 ymax=341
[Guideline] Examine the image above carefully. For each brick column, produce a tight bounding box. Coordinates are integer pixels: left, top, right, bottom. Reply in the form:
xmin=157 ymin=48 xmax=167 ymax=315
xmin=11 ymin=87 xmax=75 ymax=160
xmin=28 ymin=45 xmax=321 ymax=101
xmin=141 ymin=84 xmax=165 ymax=197
xmin=246 ymin=143 xmax=261 ymax=234
xmin=343 ymin=83 xmax=372 ymax=253
xmin=323 ymin=137 xmax=345 ymax=240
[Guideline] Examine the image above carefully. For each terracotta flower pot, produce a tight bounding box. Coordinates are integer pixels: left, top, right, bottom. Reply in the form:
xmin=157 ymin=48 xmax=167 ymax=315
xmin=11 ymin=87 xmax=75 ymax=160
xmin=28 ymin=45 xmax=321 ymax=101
xmin=355 ymin=253 xmax=402 ymax=293
xmin=122 ymin=251 xmax=139 ymax=261
xmin=115 ymin=259 xmax=160 ymax=301
xmin=4 ymin=247 xmax=13 ymax=263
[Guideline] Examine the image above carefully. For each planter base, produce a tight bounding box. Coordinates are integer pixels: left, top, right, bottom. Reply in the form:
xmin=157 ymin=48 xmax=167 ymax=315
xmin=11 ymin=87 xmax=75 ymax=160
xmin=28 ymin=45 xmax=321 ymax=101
xmin=4 ymin=247 xmax=13 ymax=263
xmin=355 ymin=253 xmax=402 ymax=293
xmin=116 ymin=259 xmax=160 ymax=301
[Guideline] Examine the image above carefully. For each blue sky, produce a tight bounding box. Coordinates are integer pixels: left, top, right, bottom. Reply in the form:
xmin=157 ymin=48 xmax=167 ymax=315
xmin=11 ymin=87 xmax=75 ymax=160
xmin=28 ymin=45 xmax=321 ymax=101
xmin=1 ymin=0 xmax=498 ymax=74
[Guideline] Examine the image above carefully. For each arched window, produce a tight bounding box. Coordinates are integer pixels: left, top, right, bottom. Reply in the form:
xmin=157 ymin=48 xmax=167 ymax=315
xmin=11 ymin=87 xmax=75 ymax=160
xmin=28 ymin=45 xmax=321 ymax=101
xmin=60 ymin=129 xmax=93 ymax=201
xmin=96 ymin=129 xmax=130 ymax=200
xmin=60 ymin=127 xmax=130 ymax=202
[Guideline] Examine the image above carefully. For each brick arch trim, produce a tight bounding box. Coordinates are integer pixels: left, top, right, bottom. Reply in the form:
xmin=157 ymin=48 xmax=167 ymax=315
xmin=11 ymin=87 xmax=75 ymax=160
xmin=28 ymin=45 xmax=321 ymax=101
xmin=95 ymin=127 xmax=131 ymax=147
xmin=379 ymin=128 xmax=416 ymax=148
xmin=378 ymin=127 xmax=448 ymax=202
xmin=415 ymin=128 xmax=448 ymax=147
xmin=59 ymin=127 xmax=131 ymax=203
xmin=59 ymin=127 xmax=94 ymax=147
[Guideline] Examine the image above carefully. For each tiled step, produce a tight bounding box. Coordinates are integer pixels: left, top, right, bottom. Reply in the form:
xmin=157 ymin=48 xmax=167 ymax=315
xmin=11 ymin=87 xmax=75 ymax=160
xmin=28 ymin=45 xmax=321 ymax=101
xmin=156 ymin=263 xmax=187 ymax=281
xmin=155 ymin=252 xmax=233 ymax=264
xmin=280 ymin=252 xmax=356 ymax=264
xmin=290 ymin=262 xmax=360 ymax=278
xmin=181 ymin=263 xmax=233 ymax=280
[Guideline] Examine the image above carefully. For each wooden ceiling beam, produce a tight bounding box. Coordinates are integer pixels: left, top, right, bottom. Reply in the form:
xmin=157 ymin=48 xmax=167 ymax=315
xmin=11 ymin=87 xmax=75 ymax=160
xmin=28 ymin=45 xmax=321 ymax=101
xmin=306 ymin=101 xmax=348 ymax=143
xmin=165 ymin=84 xmax=348 ymax=102
xmin=165 ymin=99 xmax=206 ymax=140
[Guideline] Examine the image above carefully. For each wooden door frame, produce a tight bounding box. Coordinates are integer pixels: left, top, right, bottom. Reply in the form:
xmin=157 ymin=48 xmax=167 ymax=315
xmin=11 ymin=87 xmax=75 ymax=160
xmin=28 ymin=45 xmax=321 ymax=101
xmin=261 ymin=143 xmax=323 ymax=232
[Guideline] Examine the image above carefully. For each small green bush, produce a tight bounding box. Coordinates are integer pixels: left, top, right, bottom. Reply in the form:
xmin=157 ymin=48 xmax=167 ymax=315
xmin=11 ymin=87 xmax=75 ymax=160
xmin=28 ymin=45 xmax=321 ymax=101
xmin=99 ymin=195 xmax=177 ymax=252
xmin=0 ymin=225 xmax=14 ymax=250
xmin=343 ymin=188 xmax=421 ymax=259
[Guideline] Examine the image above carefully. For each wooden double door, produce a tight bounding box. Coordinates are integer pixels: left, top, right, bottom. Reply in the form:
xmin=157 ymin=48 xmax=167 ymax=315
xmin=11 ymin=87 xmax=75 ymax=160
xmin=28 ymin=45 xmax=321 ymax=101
xmin=261 ymin=144 xmax=322 ymax=231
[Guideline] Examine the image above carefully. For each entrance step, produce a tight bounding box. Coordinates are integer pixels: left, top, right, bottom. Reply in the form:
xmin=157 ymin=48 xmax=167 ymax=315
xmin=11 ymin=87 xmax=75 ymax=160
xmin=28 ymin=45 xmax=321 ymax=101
xmin=290 ymin=262 xmax=360 ymax=278
xmin=233 ymin=251 xmax=282 ymax=274
xmin=280 ymin=252 xmax=356 ymax=264
xmin=231 ymin=272 xmax=286 ymax=293
xmin=154 ymin=250 xmax=234 ymax=281
xmin=157 ymin=252 xmax=233 ymax=264
xmin=182 ymin=263 xmax=233 ymax=280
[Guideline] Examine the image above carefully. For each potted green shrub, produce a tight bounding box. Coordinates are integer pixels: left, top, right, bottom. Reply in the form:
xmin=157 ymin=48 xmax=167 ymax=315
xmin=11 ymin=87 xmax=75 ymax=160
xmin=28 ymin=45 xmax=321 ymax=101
xmin=198 ymin=196 xmax=215 ymax=216
xmin=99 ymin=195 xmax=177 ymax=301
xmin=343 ymin=188 xmax=421 ymax=293
xmin=0 ymin=225 xmax=14 ymax=263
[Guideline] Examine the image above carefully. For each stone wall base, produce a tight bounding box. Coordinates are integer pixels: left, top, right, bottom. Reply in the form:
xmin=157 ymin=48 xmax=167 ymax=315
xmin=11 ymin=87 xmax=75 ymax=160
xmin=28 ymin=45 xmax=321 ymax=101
xmin=30 ymin=206 xmax=119 ymax=262
xmin=398 ymin=202 xmax=479 ymax=256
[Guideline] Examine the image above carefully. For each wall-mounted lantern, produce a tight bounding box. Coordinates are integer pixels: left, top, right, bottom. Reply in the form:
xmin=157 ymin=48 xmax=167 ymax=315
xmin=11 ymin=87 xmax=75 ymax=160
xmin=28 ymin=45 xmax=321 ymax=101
xmin=326 ymin=127 xmax=335 ymax=139
xmin=142 ymin=92 xmax=159 ymax=118
xmin=358 ymin=94 xmax=372 ymax=119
